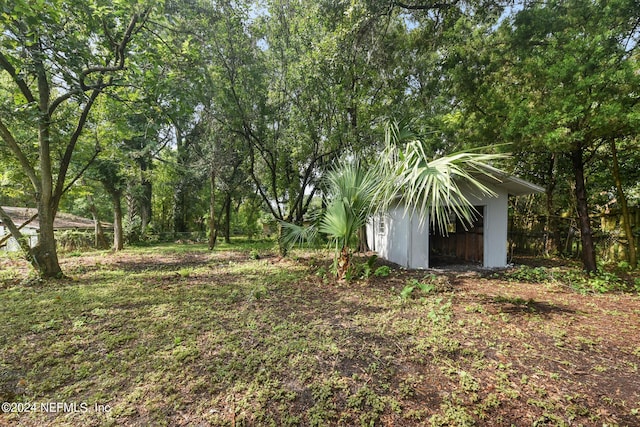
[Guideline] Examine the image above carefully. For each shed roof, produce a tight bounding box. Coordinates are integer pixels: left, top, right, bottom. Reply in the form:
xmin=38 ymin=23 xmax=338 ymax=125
xmin=470 ymin=164 xmax=545 ymax=197
xmin=0 ymin=206 xmax=112 ymax=231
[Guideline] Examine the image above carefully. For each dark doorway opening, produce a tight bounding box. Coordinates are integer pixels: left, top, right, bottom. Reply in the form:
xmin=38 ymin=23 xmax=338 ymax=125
xmin=429 ymin=206 xmax=484 ymax=267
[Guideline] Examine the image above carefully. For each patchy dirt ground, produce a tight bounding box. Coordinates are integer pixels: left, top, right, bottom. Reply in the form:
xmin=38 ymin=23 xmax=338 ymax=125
xmin=363 ymin=257 xmax=639 ymax=426
xmin=1 ymin=245 xmax=639 ymax=426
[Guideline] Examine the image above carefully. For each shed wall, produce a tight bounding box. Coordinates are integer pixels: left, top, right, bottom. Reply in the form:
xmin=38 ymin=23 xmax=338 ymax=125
xmin=482 ymin=189 xmax=508 ymax=268
xmin=0 ymin=225 xmax=39 ymax=252
xmin=366 ymin=186 xmax=509 ymax=269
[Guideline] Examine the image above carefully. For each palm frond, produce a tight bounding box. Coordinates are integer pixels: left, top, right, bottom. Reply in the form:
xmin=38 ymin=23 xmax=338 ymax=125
xmin=278 ymin=219 xmax=319 ymax=249
xmin=376 ymin=122 xmax=509 ymax=235
xmin=319 ymin=158 xmax=380 ymax=250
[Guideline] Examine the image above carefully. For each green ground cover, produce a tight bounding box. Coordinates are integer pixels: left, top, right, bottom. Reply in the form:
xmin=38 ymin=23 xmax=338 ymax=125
xmin=1 ymin=242 xmax=639 ymax=426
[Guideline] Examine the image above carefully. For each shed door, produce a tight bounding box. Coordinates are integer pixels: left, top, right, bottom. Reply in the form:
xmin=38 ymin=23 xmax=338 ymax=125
xmin=429 ymin=206 xmax=484 ymax=265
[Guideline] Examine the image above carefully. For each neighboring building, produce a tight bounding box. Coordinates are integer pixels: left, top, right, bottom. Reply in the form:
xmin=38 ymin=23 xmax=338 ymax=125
xmin=366 ymin=165 xmax=544 ymax=269
xmin=0 ymin=206 xmax=109 ymax=252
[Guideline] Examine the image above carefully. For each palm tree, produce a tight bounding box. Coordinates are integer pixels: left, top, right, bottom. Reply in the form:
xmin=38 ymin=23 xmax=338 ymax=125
xmin=281 ymin=158 xmax=381 ymax=280
xmin=320 ymin=159 xmax=382 ymax=279
xmin=282 ymin=121 xmax=507 ymax=280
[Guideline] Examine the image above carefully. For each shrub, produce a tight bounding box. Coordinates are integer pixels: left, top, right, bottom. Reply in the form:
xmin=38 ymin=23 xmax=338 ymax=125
xmin=57 ymin=230 xmax=94 ymax=252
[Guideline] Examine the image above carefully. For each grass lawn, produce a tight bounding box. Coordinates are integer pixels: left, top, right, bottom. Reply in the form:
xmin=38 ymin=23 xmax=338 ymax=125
xmin=1 ymin=241 xmax=639 ymax=426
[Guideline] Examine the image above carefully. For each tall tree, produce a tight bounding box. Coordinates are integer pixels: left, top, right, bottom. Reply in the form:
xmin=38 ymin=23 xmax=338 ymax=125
xmin=0 ymin=0 xmax=152 ymax=277
xmin=608 ymin=138 xmax=637 ymax=268
xmin=205 ymin=0 xmax=412 ymax=253
xmin=505 ymin=0 xmax=639 ymax=272
xmin=444 ymin=0 xmax=640 ymax=271
xmin=87 ymin=158 xmax=127 ymax=251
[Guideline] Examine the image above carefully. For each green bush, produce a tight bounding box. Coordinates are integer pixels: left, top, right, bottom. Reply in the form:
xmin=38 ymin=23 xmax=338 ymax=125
xmin=124 ymin=217 xmax=142 ymax=244
xmin=57 ymin=230 xmax=94 ymax=252
xmin=249 ymin=249 xmax=260 ymax=260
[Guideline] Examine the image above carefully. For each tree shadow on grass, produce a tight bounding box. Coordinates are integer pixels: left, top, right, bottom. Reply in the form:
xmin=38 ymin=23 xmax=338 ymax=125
xmin=111 ymin=251 xmax=249 ymax=272
xmin=487 ymin=295 xmax=576 ymax=317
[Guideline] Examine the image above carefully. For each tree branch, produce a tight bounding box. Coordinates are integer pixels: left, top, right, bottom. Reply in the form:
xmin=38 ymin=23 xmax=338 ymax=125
xmin=248 ymin=147 xmax=280 ymax=220
xmin=0 ymin=212 xmax=38 ymax=246
xmin=60 ymin=148 xmax=101 ymax=199
xmin=0 ymin=118 xmax=40 ymax=192
xmin=0 ymin=206 xmax=32 ymax=256
xmin=0 ymin=51 xmax=36 ymax=104
xmin=48 ymin=89 xmax=83 ymax=116
xmin=50 ymin=74 xmax=120 ymax=115
xmin=79 ymin=7 xmax=152 ymax=90
xmin=52 ymin=7 xmax=153 ymax=213
xmin=52 ymin=86 xmax=102 ymax=215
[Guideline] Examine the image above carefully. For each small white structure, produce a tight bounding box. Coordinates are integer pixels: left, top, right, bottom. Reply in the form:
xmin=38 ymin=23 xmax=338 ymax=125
xmin=366 ymin=165 xmax=543 ymax=269
xmin=0 ymin=206 xmax=108 ymax=252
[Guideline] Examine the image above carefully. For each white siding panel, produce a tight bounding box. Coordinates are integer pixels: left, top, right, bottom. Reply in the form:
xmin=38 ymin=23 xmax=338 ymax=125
xmin=409 ymin=214 xmax=429 ymax=269
xmin=386 ymin=206 xmax=409 ymax=267
xmin=483 ymin=189 xmax=508 ymax=268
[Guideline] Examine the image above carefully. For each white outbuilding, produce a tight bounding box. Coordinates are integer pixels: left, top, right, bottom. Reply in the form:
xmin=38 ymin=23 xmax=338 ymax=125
xmin=366 ymin=164 xmax=544 ymax=269
xmin=0 ymin=206 xmax=109 ymax=252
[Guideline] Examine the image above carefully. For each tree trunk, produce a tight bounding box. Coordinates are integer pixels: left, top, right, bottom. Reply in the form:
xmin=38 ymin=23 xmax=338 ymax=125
xmin=609 ymin=139 xmax=637 ymax=268
xmin=543 ymin=153 xmax=558 ymax=256
xmin=277 ymin=223 xmax=288 ymax=257
xmin=87 ymin=194 xmax=109 ymax=249
xmin=32 ymin=199 xmax=64 ymax=278
xmin=336 ymin=246 xmax=351 ymax=281
xmin=34 ymin=55 xmax=63 ymax=279
xmin=125 ymin=185 xmax=136 ymax=223
xmin=224 ymin=193 xmax=232 ymax=244
xmin=570 ymin=147 xmax=597 ymax=272
xmin=173 ymin=127 xmax=188 ymax=235
xmin=140 ymin=175 xmax=152 ymax=233
xmin=173 ymin=181 xmax=188 ymax=234
xmin=208 ymin=169 xmax=217 ymax=250
xmin=135 ymin=153 xmax=152 ymax=234
xmin=112 ymin=192 xmax=124 ymax=251
xmin=357 ymin=226 xmax=369 ymax=253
